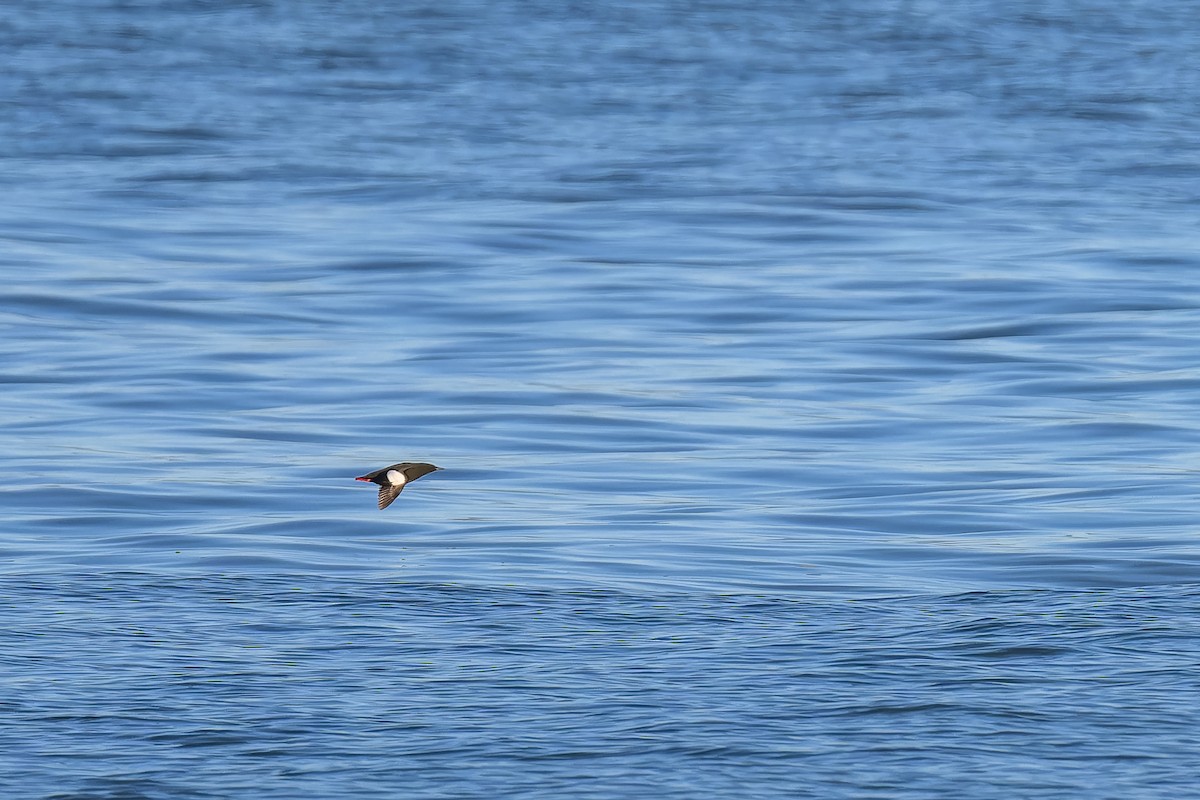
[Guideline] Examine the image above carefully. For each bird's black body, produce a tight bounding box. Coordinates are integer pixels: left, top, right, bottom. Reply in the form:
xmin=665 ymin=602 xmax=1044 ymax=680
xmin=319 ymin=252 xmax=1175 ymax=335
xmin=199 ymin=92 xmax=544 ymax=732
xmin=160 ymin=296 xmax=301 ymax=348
xmin=355 ymin=462 xmax=441 ymax=509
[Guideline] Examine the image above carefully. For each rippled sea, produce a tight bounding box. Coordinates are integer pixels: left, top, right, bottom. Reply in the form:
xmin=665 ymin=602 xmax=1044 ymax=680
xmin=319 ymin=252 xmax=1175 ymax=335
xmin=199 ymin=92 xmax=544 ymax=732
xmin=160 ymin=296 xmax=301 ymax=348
xmin=5 ymin=1 xmax=1200 ymax=797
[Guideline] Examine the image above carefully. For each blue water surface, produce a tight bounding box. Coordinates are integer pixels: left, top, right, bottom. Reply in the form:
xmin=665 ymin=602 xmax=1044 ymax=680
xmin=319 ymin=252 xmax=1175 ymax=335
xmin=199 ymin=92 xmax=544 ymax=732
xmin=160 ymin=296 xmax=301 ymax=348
xmin=3 ymin=1 xmax=1200 ymax=797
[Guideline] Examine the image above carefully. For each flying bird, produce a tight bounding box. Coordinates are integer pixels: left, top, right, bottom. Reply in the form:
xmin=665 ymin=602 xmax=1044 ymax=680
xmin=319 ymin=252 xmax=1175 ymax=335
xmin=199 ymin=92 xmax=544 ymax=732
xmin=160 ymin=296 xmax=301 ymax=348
xmin=355 ymin=462 xmax=441 ymax=509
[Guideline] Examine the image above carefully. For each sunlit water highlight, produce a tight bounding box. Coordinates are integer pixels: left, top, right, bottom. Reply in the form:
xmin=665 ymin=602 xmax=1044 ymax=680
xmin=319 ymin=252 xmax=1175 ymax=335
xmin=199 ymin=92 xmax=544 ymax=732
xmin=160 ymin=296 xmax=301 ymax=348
xmin=4 ymin=0 xmax=1200 ymax=796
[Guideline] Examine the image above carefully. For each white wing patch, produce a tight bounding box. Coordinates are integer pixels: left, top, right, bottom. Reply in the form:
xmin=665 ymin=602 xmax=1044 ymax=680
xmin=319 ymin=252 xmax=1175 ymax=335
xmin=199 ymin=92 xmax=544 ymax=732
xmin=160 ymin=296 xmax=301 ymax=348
xmin=385 ymin=469 xmax=408 ymax=486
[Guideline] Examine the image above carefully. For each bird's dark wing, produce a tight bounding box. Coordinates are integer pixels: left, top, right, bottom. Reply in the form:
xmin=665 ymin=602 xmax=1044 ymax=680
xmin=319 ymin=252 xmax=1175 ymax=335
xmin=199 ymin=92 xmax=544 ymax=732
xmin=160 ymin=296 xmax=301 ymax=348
xmin=378 ymin=484 xmax=404 ymax=510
